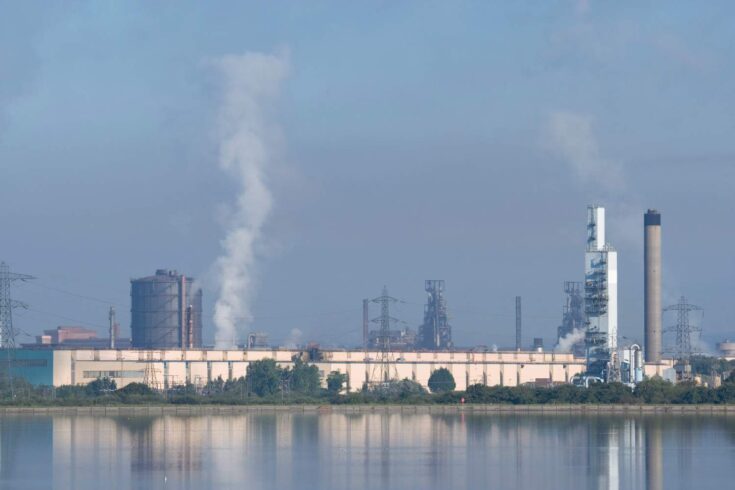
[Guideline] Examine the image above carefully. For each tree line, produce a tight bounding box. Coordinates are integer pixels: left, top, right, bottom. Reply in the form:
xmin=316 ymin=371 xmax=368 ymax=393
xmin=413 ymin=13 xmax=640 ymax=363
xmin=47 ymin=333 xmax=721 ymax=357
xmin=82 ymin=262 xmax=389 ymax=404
xmin=1 ymin=361 xmax=734 ymax=406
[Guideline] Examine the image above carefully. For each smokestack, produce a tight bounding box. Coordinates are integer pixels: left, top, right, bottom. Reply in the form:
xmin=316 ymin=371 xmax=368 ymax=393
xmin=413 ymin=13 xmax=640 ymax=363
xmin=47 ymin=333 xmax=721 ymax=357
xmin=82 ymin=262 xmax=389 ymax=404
xmin=362 ymin=299 xmax=369 ymax=352
xmin=109 ymin=306 xmax=116 ymax=349
xmin=644 ymin=209 xmax=662 ymax=363
xmin=179 ymin=275 xmax=187 ymax=349
xmin=515 ymin=296 xmax=522 ymax=350
xmin=186 ymin=305 xmax=194 ymax=349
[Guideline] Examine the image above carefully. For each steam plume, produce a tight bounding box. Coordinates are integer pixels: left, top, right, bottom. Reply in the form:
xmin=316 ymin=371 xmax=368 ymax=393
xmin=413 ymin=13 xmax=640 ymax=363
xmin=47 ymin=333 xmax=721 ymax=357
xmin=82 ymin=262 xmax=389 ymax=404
xmin=555 ymin=328 xmax=585 ymax=353
xmin=545 ymin=111 xmax=644 ymax=249
xmin=545 ymin=111 xmax=623 ymax=192
xmin=211 ymin=51 xmax=289 ymax=348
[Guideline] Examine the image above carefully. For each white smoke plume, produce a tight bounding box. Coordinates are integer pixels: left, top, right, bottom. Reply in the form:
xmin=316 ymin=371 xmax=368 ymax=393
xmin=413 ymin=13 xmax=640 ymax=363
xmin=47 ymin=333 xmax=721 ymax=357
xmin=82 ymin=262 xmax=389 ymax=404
xmin=211 ymin=51 xmax=289 ymax=348
xmin=555 ymin=328 xmax=586 ymax=353
xmin=283 ymin=328 xmax=303 ymax=349
xmin=545 ymin=111 xmax=624 ymax=193
xmin=545 ymin=111 xmax=645 ymax=250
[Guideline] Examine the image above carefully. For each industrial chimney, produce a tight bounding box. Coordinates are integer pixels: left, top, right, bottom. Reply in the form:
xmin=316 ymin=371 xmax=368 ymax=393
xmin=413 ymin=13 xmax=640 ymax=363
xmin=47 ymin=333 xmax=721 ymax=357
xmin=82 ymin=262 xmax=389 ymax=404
xmin=644 ymin=210 xmax=662 ymax=363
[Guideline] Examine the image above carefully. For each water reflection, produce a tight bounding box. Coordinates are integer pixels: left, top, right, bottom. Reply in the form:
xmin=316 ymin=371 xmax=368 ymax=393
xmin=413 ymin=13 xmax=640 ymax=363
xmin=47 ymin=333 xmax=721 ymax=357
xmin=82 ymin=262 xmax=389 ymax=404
xmin=0 ymin=411 xmax=734 ymax=489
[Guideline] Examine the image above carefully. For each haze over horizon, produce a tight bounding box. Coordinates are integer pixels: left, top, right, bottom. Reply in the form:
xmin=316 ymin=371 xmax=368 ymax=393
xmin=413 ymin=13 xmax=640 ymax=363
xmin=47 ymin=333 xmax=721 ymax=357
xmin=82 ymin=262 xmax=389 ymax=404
xmin=2 ymin=2 xmax=733 ymax=350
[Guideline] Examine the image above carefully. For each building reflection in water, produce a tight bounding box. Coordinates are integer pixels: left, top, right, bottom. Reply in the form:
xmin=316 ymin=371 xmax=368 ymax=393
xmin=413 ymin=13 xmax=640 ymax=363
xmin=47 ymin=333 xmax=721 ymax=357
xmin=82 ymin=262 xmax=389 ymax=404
xmin=645 ymin=418 xmax=663 ymax=490
xmin=2 ymin=411 xmax=725 ymax=489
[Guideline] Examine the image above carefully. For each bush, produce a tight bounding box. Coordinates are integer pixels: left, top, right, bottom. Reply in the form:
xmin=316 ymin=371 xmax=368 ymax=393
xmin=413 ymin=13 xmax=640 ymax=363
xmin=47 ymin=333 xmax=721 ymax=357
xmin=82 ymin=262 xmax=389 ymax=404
xmin=428 ymin=368 xmax=456 ymax=393
xmin=671 ymin=382 xmax=717 ymax=404
xmin=634 ymin=377 xmax=675 ymax=403
xmin=378 ymin=379 xmax=426 ymax=400
xmin=326 ymin=371 xmax=348 ymax=394
xmin=586 ymin=382 xmax=635 ymax=404
xmin=116 ymin=382 xmax=155 ymax=396
xmin=541 ymin=385 xmax=585 ymax=404
xmin=716 ymin=383 xmax=735 ymax=403
xmin=464 ymin=384 xmax=536 ymax=404
xmin=85 ymin=377 xmax=117 ymax=396
xmin=169 ymin=393 xmax=202 ymax=404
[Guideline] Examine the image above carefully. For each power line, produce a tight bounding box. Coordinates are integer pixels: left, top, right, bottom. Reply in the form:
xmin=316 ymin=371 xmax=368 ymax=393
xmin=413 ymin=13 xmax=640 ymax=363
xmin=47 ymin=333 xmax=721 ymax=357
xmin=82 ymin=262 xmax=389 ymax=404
xmin=21 ymin=307 xmax=106 ymax=330
xmin=24 ymin=281 xmax=123 ymax=306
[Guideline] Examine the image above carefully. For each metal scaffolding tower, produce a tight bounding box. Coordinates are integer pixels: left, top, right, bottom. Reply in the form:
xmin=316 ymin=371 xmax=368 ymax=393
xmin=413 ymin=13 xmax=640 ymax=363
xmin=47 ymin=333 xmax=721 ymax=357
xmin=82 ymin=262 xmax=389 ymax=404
xmin=0 ymin=263 xmax=34 ymax=348
xmin=515 ymin=296 xmax=522 ymax=350
xmin=664 ymin=296 xmax=702 ymax=361
xmin=369 ymin=286 xmax=400 ymax=384
xmin=557 ymin=281 xmax=586 ymax=356
xmin=143 ymin=351 xmax=160 ymax=390
xmin=583 ymin=206 xmax=618 ymax=382
xmin=417 ymin=280 xmax=452 ymax=350
xmin=0 ymin=262 xmax=34 ymax=397
xmin=362 ymin=298 xmax=369 ymax=354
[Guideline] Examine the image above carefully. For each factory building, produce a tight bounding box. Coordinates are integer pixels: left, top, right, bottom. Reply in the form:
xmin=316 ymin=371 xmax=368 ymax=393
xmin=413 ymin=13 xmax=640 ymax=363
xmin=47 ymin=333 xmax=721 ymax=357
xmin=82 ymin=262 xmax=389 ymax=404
xmin=584 ymin=205 xmax=618 ymax=381
xmin=130 ymin=269 xmax=203 ymax=349
xmin=9 ymin=348 xmax=589 ymax=391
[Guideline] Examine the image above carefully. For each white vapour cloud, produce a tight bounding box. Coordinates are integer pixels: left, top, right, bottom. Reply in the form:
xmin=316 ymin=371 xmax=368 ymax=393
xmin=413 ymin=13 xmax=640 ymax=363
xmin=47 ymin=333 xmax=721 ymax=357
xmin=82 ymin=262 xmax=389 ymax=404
xmin=545 ymin=111 xmax=624 ymax=192
xmin=555 ymin=328 xmax=585 ymax=353
xmin=545 ymin=111 xmax=645 ymax=250
xmin=284 ymin=328 xmax=303 ymax=349
xmin=211 ymin=51 xmax=289 ymax=348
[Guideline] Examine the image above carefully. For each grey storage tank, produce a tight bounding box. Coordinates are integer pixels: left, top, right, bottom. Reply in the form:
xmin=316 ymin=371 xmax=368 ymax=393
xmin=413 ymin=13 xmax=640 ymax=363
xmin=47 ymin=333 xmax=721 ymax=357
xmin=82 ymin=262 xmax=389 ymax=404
xmin=130 ymin=269 xmax=203 ymax=349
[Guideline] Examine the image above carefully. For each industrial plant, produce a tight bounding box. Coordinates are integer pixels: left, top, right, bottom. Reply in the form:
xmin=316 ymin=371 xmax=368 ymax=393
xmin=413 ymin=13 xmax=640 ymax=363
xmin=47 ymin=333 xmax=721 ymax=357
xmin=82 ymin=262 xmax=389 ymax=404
xmin=0 ymin=205 xmax=727 ymax=392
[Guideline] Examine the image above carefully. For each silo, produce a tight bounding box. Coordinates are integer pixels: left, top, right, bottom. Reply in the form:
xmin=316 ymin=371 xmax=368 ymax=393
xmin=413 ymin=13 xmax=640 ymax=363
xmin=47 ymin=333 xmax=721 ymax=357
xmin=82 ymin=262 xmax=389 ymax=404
xmin=130 ymin=269 xmax=203 ymax=349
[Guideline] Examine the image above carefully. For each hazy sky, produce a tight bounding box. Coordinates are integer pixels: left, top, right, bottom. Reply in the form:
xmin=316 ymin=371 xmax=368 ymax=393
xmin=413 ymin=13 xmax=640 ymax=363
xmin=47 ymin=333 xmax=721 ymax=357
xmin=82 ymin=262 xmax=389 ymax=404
xmin=2 ymin=2 xmax=733 ymax=350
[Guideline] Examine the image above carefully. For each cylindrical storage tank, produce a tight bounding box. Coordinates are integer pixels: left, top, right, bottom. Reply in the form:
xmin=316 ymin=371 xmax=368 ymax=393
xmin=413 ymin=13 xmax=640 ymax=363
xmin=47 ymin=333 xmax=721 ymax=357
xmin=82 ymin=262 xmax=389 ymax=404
xmin=644 ymin=210 xmax=662 ymax=363
xmin=718 ymin=341 xmax=735 ymax=358
xmin=131 ymin=269 xmax=203 ymax=349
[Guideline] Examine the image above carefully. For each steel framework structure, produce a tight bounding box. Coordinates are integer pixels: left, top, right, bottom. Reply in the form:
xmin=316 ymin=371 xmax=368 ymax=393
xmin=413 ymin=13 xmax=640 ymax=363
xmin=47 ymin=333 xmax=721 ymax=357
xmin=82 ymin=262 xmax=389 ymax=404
xmin=664 ymin=296 xmax=702 ymax=361
xmin=418 ymin=280 xmax=452 ymax=350
xmin=368 ymin=286 xmax=401 ymax=384
xmin=0 ymin=262 xmax=34 ymax=397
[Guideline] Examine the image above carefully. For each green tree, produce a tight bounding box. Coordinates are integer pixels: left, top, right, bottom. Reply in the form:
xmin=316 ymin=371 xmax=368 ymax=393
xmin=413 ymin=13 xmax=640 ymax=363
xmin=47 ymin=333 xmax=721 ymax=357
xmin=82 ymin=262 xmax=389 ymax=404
xmin=85 ymin=377 xmax=117 ymax=396
xmin=634 ymin=377 xmax=675 ymax=403
xmin=116 ymin=382 xmax=154 ymax=396
xmin=585 ymin=382 xmax=635 ymax=404
xmin=205 ymin=376 xmax=225 ymax=395
xmin=716 ymin=382 xmax=735 ymax=403
xmin=385 ymin=379 xmax=426 ymax=400
xmin=110 ymin=382 xmax=162 ymax=404
xmin=245 ymin=359 xmax=283 ymax=397
xmin=286 ymin=359 xmax=321 ymax=395
xmin=541 ymin=384 xmax=585 ymax=404
xmin=428 ymin=368 xmax=455 ymax=393
xmin=327 ymin=371 xmax=347 ymax=394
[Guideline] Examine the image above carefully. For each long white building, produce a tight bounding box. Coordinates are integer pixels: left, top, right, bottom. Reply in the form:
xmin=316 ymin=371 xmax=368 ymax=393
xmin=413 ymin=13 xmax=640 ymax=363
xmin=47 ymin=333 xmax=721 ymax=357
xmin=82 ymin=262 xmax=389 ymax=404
xmin=13 ymin=348 xmax=589 ymax=390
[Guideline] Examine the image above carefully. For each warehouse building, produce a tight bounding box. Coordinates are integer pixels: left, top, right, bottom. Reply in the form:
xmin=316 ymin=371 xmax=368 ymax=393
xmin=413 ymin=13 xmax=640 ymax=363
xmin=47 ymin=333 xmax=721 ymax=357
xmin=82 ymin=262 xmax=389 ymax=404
xmin=7 ymin=348 xmax=599 ymax=391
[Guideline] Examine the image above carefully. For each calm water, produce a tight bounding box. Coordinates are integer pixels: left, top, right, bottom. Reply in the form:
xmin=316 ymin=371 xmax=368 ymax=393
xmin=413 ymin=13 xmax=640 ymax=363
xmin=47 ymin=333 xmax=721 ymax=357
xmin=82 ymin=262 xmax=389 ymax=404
xmin=1 ymin=411 xmax=734 ymax=490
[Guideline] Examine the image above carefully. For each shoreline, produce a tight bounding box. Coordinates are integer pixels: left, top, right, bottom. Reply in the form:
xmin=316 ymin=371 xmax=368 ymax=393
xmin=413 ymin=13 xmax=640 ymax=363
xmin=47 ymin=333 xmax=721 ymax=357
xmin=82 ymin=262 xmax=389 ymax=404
xmin=1 ymin=404 xmax=734 ymax=415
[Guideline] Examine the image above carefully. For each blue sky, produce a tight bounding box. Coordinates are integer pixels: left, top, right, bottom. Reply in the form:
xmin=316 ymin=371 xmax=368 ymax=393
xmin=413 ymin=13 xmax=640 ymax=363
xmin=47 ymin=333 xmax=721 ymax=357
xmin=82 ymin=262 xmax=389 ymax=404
xmin=1 ymin=1 xmax=733 ymax=349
